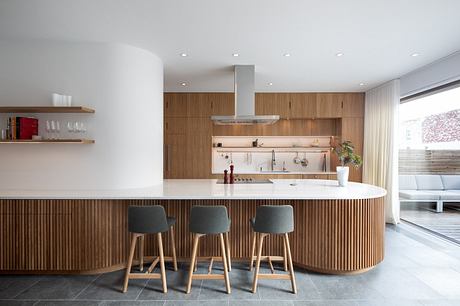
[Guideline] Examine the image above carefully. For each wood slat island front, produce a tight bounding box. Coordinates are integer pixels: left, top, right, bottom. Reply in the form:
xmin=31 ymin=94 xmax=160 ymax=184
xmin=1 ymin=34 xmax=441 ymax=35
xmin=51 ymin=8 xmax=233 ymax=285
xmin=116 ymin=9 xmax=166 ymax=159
xmin=0 ymin=180 xmax=385 ymax=275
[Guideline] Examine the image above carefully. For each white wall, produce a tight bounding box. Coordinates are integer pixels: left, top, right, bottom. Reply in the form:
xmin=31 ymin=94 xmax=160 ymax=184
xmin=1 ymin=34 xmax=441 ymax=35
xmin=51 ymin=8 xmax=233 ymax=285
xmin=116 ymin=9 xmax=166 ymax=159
xmin=400 ymin=51 xmax=460 ymax=97
xmin=0 ymin=41 xmax=163 ymax=189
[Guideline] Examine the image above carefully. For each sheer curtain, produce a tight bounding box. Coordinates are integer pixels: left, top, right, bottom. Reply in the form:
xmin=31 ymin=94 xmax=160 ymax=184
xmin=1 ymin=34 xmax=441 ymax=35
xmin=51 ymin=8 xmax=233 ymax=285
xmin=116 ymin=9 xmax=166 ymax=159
xmin=363 ymin=79 xmax=400 ymax=224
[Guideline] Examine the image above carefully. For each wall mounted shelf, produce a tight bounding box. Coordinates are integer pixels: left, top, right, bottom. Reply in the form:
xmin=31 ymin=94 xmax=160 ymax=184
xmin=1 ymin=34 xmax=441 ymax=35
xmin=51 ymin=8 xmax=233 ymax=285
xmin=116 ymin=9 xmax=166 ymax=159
xmin=0 ymin=139 xmax=95 ymax=144
xmin=0 ymin=106 xmax=95 ymax=113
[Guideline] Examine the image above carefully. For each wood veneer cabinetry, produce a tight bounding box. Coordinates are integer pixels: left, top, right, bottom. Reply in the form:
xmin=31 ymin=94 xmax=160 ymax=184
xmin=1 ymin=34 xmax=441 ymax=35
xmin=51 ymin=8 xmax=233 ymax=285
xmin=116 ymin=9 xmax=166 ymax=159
xmin=0 ymin=197 xmax=385 ymax=274
xmin=164 ymin=92 xmax=364 ymax=181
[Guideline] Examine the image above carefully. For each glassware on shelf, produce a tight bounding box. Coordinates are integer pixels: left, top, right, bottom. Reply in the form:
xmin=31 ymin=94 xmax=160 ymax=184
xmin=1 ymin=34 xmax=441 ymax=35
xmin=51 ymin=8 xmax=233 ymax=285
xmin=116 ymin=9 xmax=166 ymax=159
xmin=55 ymin=121 xmax=61 ymax=139
xmin=45 ymin=120 xmax=51 ymax=139
xmin=50 ymin=120 xmax=56 ymax=139
xmin=67 ymin=121 xmax=73 ymax=133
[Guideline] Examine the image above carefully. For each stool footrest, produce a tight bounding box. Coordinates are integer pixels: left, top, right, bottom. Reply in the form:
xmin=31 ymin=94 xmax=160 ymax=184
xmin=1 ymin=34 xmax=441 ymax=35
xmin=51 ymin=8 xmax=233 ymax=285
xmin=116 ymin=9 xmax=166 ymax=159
xmin=192 ymin=274 xmax=225 ymax=280
xmin=257 ymin=273 xmax=291 ymax=280
xmin=251 ymin=255 xmax=285 ymax=261
xmin=127 ymin=272 xmax=161 ymax=279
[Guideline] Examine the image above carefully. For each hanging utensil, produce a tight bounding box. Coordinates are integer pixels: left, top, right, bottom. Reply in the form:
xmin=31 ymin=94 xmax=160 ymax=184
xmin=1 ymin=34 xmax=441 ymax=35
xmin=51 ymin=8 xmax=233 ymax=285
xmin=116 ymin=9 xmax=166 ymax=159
xmin=301 ymin=152 xmax=309 ymax=167
xmin=293 ymin=152 xmax=301 ymax=164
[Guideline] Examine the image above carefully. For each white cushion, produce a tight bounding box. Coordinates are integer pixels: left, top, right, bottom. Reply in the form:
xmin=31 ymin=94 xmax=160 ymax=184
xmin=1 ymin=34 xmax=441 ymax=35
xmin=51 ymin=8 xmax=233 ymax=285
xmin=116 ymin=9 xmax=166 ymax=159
xmin=415 ymin=175 xmax=444 ymax=190
xmin=399 ymin=190 xmax=440 ymax=200
xmin=439 ymin=191 xmax=460 ymax=201
xmin=399 ymin=175 xmax=417 ymax=190
xmin=441 ymin=175 xmax=460 ymax=190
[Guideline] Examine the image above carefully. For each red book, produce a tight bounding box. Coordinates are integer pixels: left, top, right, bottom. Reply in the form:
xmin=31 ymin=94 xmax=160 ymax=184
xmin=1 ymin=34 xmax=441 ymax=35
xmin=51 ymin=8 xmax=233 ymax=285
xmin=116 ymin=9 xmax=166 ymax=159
xmin=18 ymin=117 xmax=38 ymax=140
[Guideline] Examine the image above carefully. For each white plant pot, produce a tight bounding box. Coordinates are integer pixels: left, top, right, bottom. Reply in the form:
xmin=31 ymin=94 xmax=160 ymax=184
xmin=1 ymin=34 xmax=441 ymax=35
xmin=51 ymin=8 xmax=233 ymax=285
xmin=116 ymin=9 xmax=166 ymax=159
xmin=336 ymin=166 xmax=349 ymax=187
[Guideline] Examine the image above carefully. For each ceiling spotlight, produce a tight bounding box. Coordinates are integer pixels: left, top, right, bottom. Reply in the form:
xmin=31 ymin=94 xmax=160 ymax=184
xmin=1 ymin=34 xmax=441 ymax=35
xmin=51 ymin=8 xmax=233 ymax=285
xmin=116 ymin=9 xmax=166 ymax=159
xmin=232 ymin=53 xmax=239 ymax=57
xmin=411 ymin=53 xmax=419 ymax=57
xmin=268 ymin=82 xmax=273 ymax=86
xmin=180 ymin=53 xmax=188 ymax=57
xmin=336 ymin=52 xmax=344 ymax=57
xmin=359 ymin=83 xmax=365 ymax=86
xmin=283 ymin=53 xmax=291 ymax=57
xmin=180 ymin=82 xmax=187 ymax=86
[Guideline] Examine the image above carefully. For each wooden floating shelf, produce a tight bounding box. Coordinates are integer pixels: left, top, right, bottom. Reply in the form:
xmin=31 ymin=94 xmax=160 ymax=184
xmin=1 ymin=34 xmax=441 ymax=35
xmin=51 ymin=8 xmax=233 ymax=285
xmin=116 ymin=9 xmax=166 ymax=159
xmin=0 ymin=139 xmax=95 ymax=144
xmin=0 ymin=106 xmax=95 ymax=113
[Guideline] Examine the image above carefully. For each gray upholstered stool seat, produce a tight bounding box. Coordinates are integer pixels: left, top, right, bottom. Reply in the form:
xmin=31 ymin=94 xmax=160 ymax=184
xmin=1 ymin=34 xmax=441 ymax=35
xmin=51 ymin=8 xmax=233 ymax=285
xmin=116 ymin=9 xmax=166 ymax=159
xmin=249 ymin=205 xmax=297 ymax=294
xmin=186 ymin=206 xmax=231 ymax=294
xmin=122 ymin=205 xmax=178 ymax=294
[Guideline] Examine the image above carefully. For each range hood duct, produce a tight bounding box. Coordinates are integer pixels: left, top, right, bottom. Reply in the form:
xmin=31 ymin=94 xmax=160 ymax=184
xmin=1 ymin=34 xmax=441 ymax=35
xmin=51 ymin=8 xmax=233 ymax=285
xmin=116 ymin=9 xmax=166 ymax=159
xmin=211 ymin=65 xmax=279 ymax=125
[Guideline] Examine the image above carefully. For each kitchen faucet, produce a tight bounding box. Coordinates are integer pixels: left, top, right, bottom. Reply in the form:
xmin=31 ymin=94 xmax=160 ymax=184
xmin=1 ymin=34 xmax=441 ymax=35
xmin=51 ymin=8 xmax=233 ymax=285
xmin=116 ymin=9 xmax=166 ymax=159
xmin=271 ymin=149 xmax=276 ymax=171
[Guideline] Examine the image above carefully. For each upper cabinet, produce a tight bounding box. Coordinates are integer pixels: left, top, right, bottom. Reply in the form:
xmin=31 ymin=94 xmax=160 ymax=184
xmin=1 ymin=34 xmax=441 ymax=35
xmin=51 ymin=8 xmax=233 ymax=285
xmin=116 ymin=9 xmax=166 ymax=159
xmin=165 ymin=93 xmax=235 ymax=117
xmin=341 ymin=93 xmax=365 ymax=118
xmin=164 ymin=93 xmax=188 ymax=117
xmin=255 ymin=93 xmax=290 ymax=119
xmin=289 ymin=93 xmax=317 ymax=118
xmin=210 ymin=93 xmax=235 ymax=116
xmin=316 ymin=93 xmax=343 ymax=118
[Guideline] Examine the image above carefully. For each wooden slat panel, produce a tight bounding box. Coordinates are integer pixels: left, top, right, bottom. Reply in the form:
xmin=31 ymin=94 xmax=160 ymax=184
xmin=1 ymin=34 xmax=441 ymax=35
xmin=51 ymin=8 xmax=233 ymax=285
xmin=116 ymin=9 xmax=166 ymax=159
xmin=399 ymin=149 xmax=460 ymax=174
xmin=0 ymin=198 xmax=384 ymax=275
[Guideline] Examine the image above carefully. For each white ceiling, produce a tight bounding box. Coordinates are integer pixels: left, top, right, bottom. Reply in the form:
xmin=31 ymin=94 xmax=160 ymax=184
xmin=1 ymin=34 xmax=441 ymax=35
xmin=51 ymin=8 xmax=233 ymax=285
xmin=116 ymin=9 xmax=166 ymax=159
xmin=1 ymin=0 xmax=460 ymax=92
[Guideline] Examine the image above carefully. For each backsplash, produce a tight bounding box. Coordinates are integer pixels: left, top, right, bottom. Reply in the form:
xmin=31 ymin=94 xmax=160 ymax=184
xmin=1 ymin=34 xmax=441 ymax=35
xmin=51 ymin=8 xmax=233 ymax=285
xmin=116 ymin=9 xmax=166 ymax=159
xmin=212 ymin=136 xmax=334 ymax=174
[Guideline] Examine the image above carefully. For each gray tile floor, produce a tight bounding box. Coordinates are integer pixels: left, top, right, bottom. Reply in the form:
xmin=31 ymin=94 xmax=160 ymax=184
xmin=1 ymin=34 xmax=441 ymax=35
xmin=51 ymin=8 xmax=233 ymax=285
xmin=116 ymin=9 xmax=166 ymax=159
xmin=2 ymin=224 xmax=460 ymax=306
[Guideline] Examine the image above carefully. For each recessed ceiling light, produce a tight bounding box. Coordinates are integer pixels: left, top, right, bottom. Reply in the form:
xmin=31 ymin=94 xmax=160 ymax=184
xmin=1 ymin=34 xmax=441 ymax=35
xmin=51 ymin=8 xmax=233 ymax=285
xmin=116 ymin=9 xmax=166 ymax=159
xmin=336 ymin=52 xmax=344 ymax=57
xmin=268 ymin=82 xmax=273 ymax=86
xmin=283 ymin=53 xmax=291 ymax=57
xmin=180 ymin=53 xmax=188 ymax=57
xmin=180 ymin=82 xmax=187 ymax=86
xmin=359 ymin=83 xmax=365 ymax=86
xmin=232 ymin=53 xmax=239 ymax=57
xmin=411 ymin=53 xmax=419 ymax=57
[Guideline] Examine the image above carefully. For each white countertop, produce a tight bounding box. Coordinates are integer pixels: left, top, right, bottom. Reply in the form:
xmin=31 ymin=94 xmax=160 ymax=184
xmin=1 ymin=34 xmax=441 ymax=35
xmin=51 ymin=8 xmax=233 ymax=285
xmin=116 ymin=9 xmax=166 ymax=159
xmin=0 ymin=179 xmax=386 ymax=200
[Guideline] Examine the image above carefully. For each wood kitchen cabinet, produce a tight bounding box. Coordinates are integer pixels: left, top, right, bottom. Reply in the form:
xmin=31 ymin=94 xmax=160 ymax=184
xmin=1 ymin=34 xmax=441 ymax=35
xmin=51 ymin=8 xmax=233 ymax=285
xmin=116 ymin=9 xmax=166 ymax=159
xmin=255 ymin=93 xmax=290 ymax=119
xmin=289 ymin=93 xmax=317 ymax=118
xmin=210 ymin=93 xmax=234 ymax=115
xmin=316 ymin=93 xmax=344 ymax=118
xmin=164 ymin=134 xmax=186 ymax=178
xmin=342 ymin=93 xmax=365 ymax=118
xmin=164 ymin=93 xmax=188 ymax=117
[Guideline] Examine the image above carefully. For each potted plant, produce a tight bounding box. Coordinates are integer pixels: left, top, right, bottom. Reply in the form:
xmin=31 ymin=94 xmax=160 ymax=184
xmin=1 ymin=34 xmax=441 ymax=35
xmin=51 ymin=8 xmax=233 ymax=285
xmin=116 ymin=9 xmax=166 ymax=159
xmin=333 ymin=140 xmax=363 ymax=187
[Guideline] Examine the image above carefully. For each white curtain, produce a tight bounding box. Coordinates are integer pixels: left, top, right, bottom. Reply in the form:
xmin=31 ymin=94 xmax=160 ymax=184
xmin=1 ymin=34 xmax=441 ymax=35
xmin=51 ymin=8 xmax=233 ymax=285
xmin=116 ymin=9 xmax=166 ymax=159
xmin=363 ymin=79 xmax=400 ymax=224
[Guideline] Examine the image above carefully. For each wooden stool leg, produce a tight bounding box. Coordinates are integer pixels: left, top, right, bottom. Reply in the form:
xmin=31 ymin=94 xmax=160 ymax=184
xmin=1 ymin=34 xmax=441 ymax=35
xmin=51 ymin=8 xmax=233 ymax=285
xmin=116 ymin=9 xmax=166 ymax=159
xmin=225 ymin=232 xmax=231 ymax=272
xmin=249 ymin=232 xmax=257 ymax=271
xmin=186 ymin=234 xmax=201 ymax=294
xmin=139 ymin=234 xmax=144 ymax=272
xmin=157 ymin=233 xmax=167 ymax=293
xmin=284 ymin=233 xmax=297 ymax=294
xmin=122 ymin=233 xmax=138 ymax=293
xmin=219 ymin=233 xmax=231 ymax=294
xmin=170 ymin=226 xmax=178 ymax=271
xmin=252 ymin=233 xmax=266 ymax=293
xmin=283 ymin=236 xmax=288 ymax=272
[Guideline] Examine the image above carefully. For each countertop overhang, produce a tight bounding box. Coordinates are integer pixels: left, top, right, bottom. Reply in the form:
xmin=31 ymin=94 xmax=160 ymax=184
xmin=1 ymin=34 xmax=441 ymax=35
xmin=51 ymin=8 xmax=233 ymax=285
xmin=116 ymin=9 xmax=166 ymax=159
xmin=0 ymin=179 xmax=386 ymax=200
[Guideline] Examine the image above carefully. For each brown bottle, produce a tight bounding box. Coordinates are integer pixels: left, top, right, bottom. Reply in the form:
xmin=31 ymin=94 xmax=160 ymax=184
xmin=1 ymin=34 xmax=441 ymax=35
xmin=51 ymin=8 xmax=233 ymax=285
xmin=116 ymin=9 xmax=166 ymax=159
xmin=229 ymin=165 xmax=234 ymax=184
xmin=223 ymin=170 xmax=228 ymax=184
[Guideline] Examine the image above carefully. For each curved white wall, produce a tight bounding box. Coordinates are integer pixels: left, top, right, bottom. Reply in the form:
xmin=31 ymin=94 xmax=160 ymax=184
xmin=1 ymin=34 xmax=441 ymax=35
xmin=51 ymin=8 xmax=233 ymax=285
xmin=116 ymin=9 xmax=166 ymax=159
xmin=0 ymin=41 xmax=163 ymax=189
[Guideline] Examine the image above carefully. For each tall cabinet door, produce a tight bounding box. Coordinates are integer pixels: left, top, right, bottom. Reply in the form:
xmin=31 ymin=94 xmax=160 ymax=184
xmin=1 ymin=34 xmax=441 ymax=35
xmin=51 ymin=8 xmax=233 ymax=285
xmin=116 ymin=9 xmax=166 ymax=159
xmin=255 ymin=93 xmax=290 ymax=119
xmin=316 ymin=93 xmax=344 ymax=118
xmin=289 ymin=93 xmax=317 ymax=118
xmin=164 ymin=133 xmax=186 ymax=179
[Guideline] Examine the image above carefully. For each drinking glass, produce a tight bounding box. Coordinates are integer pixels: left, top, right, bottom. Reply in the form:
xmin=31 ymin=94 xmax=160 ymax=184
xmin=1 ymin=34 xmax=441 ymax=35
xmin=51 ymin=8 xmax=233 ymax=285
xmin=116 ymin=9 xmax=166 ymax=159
xmin=56 ymin=121 xmax=61 ymax=139
xmin=50 ymin=120 xmax=56 ymax=139
xmin=74 ymin=121 xmax=81 ymax=133
xmin=67 ymin=121 xmax=73 ymax=133
xmin=45 ymin=120 xmax=51 ymax=139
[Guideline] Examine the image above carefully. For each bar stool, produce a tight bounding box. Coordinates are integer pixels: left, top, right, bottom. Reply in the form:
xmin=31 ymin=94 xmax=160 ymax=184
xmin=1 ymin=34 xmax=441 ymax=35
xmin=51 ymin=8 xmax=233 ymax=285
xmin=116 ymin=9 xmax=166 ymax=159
xmin=186 ymin=205 xmax=231 ymax=294
xmin=122 ymin=205 xmax=178 ymax=293
xmin=249 ymin=205 xmax=297 ymax=294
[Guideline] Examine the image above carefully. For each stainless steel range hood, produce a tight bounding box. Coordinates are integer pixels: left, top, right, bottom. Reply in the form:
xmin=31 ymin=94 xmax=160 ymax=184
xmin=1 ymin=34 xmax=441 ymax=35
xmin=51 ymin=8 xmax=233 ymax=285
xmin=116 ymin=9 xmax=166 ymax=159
xmin=211 ymin=65 xmax=279 ymax=125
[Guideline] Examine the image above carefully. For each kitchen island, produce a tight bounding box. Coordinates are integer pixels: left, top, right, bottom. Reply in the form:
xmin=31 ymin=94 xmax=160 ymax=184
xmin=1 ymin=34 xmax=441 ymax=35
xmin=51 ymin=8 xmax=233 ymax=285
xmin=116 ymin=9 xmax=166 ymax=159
xmin=0 ymin=179 xmax=386 ymax=275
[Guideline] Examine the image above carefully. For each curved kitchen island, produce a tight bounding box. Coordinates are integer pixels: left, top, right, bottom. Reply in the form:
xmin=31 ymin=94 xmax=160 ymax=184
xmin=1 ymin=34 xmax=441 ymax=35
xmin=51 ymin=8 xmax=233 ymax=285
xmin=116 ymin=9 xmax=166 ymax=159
xmin=0 ymin=179 xmax=386 ymax=275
